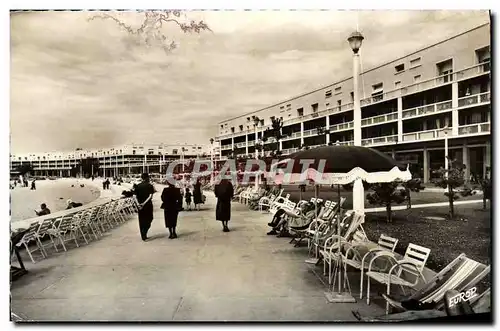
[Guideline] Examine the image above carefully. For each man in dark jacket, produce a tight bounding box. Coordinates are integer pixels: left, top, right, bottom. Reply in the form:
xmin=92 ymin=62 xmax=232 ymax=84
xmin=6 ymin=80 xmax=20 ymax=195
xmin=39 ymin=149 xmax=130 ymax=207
xmin=214 ymin=179 xmax=234 ymax=232
xmin=161 ymin=182 xmax=183 ymax=239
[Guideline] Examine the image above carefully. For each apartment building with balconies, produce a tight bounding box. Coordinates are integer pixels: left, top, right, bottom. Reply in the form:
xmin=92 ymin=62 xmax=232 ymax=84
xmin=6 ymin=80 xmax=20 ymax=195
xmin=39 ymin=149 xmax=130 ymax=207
xmin=215 ymin=23 xmax=491 ymax=183
xmin=9 ymin=143 xmax=218 ymax=178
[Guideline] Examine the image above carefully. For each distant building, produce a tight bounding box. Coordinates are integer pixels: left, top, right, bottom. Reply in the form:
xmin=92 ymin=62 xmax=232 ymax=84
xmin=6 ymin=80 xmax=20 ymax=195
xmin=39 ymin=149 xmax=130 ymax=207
xmin=215 ymin=23 xmax=491 ymax=183
xmin=9 ymin=143 xmax=222 ymax=177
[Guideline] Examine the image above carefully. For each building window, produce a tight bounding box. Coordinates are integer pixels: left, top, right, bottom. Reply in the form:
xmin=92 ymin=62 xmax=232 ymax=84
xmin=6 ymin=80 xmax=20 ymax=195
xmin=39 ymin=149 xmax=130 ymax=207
xmin=325 ymin=90 xmax=332 ymax=98
xmin=395 ymin=64 xmax=405 ymax=73
xmin=231 ymin=127 xmax=235 ymax=133
xmin=172 ymin=149 xmax=178 ymax=155
xmin=247 ymin=117 xmax=251 ymax=122
xmin=371 ymin=83 xmax=383 ymax=102
xmin=239 ymin=125 xmax=244 ymax=131
xmin=410 ymin=57 xmax=421 ymax=68
xmin=220 ymin=125 xmax=223 ymax=129
xmin=476 ymin=46 xmax=490 ymax=71
xmin=311 ymin=103 xmax=319 ymax=112
xmin=325 ymin=103 xmax=330 ymax=107
xmin=270 ymin=116 xmax=275 ymax=122
xmin=337 ymin=100 xmax=342 ymax=108
xmin=280 ymin=106 xmax=284 ymax=110
xmin=395 ymin=81 xmax=401 ymax=88
xmin=297 ymin=108 xmax=304 ymax=116
xmin=286 ymin=104 xmax=291 ymax=108
xmin=414 ymin=75 xmax=421 ymax=82
xmin=334 ymin=87 xmax=341 ymax=95
xmin=350 ymin=92 xmax=354 ymax=102
xmin=436 ymin=59 xmax=453 ymax=83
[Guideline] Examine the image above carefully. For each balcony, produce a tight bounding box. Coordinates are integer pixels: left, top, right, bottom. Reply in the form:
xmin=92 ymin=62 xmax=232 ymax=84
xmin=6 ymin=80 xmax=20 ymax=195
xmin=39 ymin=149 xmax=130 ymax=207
xmin=361 ymin=112 xmax=398 ymax=127
xmin=221 ymin=145 xmax=232 ymax=151
xmin=361 ymin=135 xmax=398 ymax=147
xmin=303 ymin=128 xmax=321 ymax=137
xmin=282 ymin=131 xmax=302 ymax=141
xmin=247 ymin=141 xmax=255 ymax=147
xmin=457 ymin=91 xmax=490 ymax=108
xmin=402 ymin=128 xmax=451 ymax=142
xmin=402 ymin=100 xmax=453 ymax=120
xmin=360 ymin=89 xmax=401 ymax=107
xmin=235 ymin=142 xmax=246 ymax=148
xmin=281 ymin=147 xmax=299 ymax=155
xmin=335 ymin=140 xmax=354 ymax=146
xmin=458 ymin=122 xmax=490 ymax=136
xmin=454 ymin=62 xmax=490 ymax=82
xmin=329 ymin=121 xmax=354 ymax=132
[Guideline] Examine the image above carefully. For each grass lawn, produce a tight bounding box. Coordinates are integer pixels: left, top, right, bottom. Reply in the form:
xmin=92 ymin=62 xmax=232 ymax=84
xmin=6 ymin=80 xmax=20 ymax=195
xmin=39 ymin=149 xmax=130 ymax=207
xmin=363 ymin=204 xmax=491 ymax=287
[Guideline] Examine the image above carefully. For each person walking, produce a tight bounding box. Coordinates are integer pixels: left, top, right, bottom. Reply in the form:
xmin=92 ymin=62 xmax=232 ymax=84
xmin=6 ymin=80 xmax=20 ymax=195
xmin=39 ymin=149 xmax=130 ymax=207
xmin=193 ymin=179 xmax=203 ymax=211
xmin=214 ymin=178 xmax=234 ymax=232
xmin=161 ymin=182 xmax=183 ymax=239
xmin=134 ymin=173 xmax=155 ymax=241
xmin=184 ymin=188 xmax=192 ymax=211
xmin=30 ymin=179 xmax=36 ymax=190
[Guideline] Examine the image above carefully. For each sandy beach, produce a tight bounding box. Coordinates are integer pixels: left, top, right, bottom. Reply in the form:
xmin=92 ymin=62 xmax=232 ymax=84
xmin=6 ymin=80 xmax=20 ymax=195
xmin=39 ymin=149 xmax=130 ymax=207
xmin=10 ymin=179 xmax=101 ymax=223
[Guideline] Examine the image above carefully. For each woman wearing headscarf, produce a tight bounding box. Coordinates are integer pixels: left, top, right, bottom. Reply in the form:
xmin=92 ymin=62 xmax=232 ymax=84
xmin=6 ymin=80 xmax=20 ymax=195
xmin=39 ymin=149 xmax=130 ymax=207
xmin=161 ymin=182 xmax=183 ymax=239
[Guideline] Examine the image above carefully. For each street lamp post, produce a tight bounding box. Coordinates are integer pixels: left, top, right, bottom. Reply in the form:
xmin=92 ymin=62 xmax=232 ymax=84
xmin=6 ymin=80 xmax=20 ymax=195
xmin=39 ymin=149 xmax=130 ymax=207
xmin=253 ymin=116 xmax=261 ymax=189
xmin=443 ymin=126 xmax=451 ymax=189
xmin=348 ymin=30 xmax=365 ymax=214
xmin=210 ymin=138 xmax=214 ymax=185
xmin=348 ymin=31 xmax=364 ymax=147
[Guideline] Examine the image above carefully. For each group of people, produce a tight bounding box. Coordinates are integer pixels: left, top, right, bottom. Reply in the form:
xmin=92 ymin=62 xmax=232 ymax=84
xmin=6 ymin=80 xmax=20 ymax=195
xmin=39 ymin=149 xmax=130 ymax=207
xmin=33 ymin=199 xmax=83 ymax=218
xmin=10 ymin=177 xmax=36 ymax=190
xmin=102 ymin=178 xmax=111 ymax=190
xmin=133 ymin=173 xmax=234 ymax=241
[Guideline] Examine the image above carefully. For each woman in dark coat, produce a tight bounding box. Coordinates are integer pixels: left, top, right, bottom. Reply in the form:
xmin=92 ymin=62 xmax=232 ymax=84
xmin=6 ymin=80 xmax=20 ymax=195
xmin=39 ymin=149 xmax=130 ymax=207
xmin=214 ymin=179 xmax=234 ymax=232
xmin=134 ymin=173 xmax=155 ymax=241
xmin=161 ymin=182 xmax=183 ymax=239
xmin=193 ymin=179 xmax=203 ymax=211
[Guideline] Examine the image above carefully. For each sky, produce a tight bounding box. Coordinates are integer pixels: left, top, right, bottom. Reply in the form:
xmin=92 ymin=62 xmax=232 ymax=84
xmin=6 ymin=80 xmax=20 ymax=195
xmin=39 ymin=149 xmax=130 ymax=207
xmin=10 ymin=10 xmax=490 ymax=153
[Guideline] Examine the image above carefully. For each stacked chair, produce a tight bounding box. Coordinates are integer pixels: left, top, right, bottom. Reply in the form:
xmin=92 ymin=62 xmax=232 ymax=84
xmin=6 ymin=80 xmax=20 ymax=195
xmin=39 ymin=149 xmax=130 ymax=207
xmin=14 ymin=197 xmax=138 ymax=264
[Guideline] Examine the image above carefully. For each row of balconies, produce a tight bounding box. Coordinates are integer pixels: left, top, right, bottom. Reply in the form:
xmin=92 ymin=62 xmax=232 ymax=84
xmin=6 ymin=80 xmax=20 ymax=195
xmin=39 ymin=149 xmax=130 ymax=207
xmin=221 ymin=121 xmax=490 ymax=152
xmin=219 ymin=90 xmax=490 ymax=150
xmin=217 ymin=62 xmax=490 ymax=141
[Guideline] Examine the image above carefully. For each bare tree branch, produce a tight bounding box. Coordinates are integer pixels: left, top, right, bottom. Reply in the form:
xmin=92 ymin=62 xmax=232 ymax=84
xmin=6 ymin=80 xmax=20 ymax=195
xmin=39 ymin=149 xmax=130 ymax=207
xmin=87 ymin=10 xmax=212 ymax=54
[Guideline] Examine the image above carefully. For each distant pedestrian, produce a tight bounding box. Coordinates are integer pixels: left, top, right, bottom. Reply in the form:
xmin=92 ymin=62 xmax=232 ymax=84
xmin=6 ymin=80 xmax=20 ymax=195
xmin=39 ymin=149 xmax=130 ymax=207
xmin=214 ymin=178 xmax=234 ymax=232
xmin=193 ymin=179 xmax=203 ymax=211
xmin=185 ymin=188 xmax=192 ymax=210
xmin=161 ymin=182 xmax=183 ymax=239
xmin=134 ymin=173 xmax=155 ymax=241
xmin=35 ymin=203 xmax=50 ymax=216
xmin=30 ymin=179 xmax=36 ymax=190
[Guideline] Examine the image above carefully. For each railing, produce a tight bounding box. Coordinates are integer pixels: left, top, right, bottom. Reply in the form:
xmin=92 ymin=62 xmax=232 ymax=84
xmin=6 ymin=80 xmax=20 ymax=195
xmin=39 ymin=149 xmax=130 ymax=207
xmin=303 ymin=128 xmax=320 ymax=137
xmin=360 ymin=90 xmax=402 ymax=107
xmin=334 ymin=140 xmax=354 ymax=146
xmin=282 ymin=131 xmax=302 ymax=140
xmin=402 ymin=128 xmax=451 ymax=142
xmin=329 ymin=121 xmax=354 ymax=132
xmin=458 ymin=122 xmax=490 ymax=136
xmin=402 ymin=100 xmax=453 ymax=119
xmin=221 ymin=145 xmax=232 ymax=150
xmin=361 ymin=135 xmax=398 ymax=146
xmin=235 ymin=142 xmax=246 ymax=148
xmin=454 ymin=62 xmax=490 ymax=81
xmin=281 ymin=147 xmax=299 ymax=155
xmin=361 ymin=112 xmax=398 ymax=126
xmin=457 ymin=91 xmax=490 ymax=108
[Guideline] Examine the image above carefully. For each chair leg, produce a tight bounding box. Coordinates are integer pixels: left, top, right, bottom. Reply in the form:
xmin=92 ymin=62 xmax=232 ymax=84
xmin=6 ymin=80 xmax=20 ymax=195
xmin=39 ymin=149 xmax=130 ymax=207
xmin=386 ymin=283 xmax=391 ymax=314
xmin=360 ymin=267 xmax=364 ymax=300
xmin=24 ymin=243 xmax=36 ymax=264
xmin=366 ymin=277 xmax=371 ymax=305
xmin=79 ymin=228 xmax=89 ymax=244
xmin=36 ymin=237 xmax=48 ymax=258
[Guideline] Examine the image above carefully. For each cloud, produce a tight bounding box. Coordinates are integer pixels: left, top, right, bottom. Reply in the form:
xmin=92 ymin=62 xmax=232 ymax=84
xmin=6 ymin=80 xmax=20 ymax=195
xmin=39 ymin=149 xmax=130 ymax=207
xmin=10 ymin=10 xmax=489 ymax=153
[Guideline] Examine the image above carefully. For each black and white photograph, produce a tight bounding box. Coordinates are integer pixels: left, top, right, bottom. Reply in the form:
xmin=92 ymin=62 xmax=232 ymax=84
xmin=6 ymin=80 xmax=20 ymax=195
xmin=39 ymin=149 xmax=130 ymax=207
xmin=7 ymin=6 xmax=492 ymax=323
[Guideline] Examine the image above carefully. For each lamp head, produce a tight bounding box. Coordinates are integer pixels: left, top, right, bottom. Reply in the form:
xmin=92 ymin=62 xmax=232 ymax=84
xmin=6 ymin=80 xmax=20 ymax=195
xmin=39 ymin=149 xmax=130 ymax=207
xmin=348 ymin=31 xmax=364 ymax=54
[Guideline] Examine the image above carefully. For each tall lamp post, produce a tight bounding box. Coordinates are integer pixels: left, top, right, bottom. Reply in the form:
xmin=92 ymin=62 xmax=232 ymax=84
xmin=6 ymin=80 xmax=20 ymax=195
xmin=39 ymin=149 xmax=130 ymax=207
xmin=348 ymin=30 xmax=365 ymax=214
xmin=443 ymin=126 xmax=452 ymax=189
xmin=252 ymin=116 xmax=261 ymax=189
xmin=210 ymin=138 xmax=214 ymax=184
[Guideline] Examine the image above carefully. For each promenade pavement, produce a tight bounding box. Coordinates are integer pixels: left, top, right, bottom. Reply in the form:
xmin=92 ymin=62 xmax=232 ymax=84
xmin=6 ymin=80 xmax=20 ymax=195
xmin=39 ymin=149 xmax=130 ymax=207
xmin=10 ymin=187 xmax=385 ymax=321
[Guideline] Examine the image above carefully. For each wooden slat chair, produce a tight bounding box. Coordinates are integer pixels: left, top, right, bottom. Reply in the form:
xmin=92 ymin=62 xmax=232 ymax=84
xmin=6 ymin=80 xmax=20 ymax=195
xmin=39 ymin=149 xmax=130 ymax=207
xmin=320 ymin=212 xmax=366 ymax=284
xmin=306 ymin=201 xmax=345 ymax=260
xmin=341 ymin=234 xmax=399 ymax=299
xmin=49 ymin=215 xmax=81 ymax=251
xmin=288 ymin=200 xmax=332 ymax=247
xmin=258 ymin=191 xmax=279 ymax=212
xmin=382 ymin=253 xmax=490 ymax=312
xmin=35 ymin=218 xmax=61 ymax=258
xmin=15 ymin=222 xmax=44 ymax=263
xmin=365 ymin=243 xmax=432 ymax=314
xmin=269 ymin=194 xmax=291 ymax=216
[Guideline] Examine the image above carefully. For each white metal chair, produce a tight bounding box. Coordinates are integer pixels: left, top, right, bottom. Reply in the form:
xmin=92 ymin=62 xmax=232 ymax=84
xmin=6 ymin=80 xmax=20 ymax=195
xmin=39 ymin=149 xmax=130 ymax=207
xmin=365 ymin=243 xmax=432 ymax=314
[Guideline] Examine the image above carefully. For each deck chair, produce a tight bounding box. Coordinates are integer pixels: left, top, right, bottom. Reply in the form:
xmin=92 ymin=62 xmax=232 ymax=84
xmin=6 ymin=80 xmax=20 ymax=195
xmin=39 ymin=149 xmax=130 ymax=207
xmin=365 ymin=243 xmax=432 ymax=314
xmin=289 ymin=200 xmax=332 ymax=247
xmin=381 ymin=253 xmax=490 ymax=312
xmin=34 ymin=218 xmax=61 ymax=259
xmin=341 ymin=234 xmax=399 ymax=299
xmin=269 ymin=194 xmax=291 ymax=216
xmin=353 ymin=286 xmax=491 ymax=322
xmin=49 ymin=215 xmax=81 ymax=251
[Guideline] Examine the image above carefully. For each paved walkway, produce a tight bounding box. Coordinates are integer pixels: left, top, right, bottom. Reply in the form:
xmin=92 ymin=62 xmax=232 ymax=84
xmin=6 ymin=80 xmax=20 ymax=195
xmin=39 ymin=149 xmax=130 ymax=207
xmin=363 ymin=199 xmax=484 ymax=213
xmin=11 ymin=189 xmax=384 ymax=321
